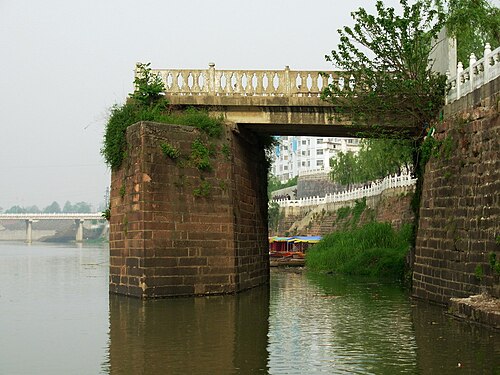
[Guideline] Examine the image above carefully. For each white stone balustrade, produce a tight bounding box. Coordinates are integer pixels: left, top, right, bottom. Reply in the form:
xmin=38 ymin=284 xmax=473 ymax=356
xmin=275 ymin=172 xmax=416 ymax=208
xmin=148 ymin=63 xmax=339 ymax=98
xmin=446 ymin=44 xmax=500 ymax=104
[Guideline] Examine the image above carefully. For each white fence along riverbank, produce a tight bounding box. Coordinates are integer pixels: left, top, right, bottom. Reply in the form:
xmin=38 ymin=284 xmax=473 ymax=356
xmin=275 ymin=173 xmax=416 ymax=208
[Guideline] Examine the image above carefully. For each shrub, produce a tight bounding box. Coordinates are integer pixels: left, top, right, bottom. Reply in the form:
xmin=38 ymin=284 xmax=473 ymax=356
xmin=306 ymin=222 xmax=412 ymax=280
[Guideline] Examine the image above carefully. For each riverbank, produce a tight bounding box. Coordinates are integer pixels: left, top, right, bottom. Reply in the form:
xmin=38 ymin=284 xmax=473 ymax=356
xmin=306 ymin=221 xmax=412 ymax=281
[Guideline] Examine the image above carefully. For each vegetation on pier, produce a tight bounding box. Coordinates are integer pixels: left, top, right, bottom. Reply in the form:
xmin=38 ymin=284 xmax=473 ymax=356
xmin=101 ymin=63 xmax=224 ymax=170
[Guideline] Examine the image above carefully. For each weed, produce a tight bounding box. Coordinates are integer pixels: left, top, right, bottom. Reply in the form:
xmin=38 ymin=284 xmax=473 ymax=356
xmin=160 ymin=142 xmax=180 ymax=160
xmin=474 ymin=264 xmax=484 ymax=281
xmin=221 ymin=144 xmax=231 ymax=160
xmin=191 ymin=138 xmax=212 ymax=171
xmin=119 ymin=184 xmax=126 ymax=199
xmin=101 ymin=207 xmax=110 ymax=221
xmin=193 ymin=180 xmax=211 ymax=198
xmin=336 ymin=206 xmax=351 ymax=221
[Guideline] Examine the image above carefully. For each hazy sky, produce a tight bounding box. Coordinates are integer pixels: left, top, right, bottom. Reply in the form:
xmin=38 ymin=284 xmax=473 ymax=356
xmin=0 ymin=0 xmax=407 ymax=211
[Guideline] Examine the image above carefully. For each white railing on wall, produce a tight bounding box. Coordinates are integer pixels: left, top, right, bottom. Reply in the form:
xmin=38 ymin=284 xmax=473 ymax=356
xmin=148 ymin=64 xmax=338 ymax=97
xmin=274 ymin=173 xmax=416 ymax=208
xmin=446 ymin=44 xmax=500 ymax=104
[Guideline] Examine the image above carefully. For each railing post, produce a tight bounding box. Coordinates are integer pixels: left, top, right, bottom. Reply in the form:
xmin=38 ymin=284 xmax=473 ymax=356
xmin=456 ymin=62 xmax=463 ymax=99
xmin=208 ymin=62 xmax=216 ymax=95
xmin=484 ymin=43 xmax=492 ymax=82
xmin=469 ymin=53 xmax=477 ymax=90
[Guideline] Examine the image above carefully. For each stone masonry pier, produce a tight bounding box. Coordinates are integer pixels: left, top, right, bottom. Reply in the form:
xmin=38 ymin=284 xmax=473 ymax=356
xmin=109 ymin=122 xmax=269 ymax=298
xmin=413 ymin=76 xmax=500 ymax=307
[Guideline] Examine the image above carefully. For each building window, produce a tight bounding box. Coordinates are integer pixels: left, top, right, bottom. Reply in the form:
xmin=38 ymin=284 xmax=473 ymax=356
xmin=301 ymin=151 xmax=306 ymax=156
xmin=317 ymin=139 xmax=323 ymax=144
xmin=284 ymin=166 xmax=288 ymax=170
xmin=317 ymin=149 xmax=324 ymax=155
xmin=316 ymin=160 xmax=324 ymax=166
xmin=301 ymin=161 xmax=306 ymax=166
xmin=302 ymin=140 xmax=307 ymax=145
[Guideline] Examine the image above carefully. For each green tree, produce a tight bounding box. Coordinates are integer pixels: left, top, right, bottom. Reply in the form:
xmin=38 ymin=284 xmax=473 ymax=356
xmin=329 ymin=138 xmax=413 ymax=185
xmin=43 ymin=201 xmax=61 ymax=213
xmin=329 ymin=151 xmax=360 ymax=188
xmin=130 ymin=62 xmax=166 ymax=106
xmin=63 ymin=201 xmax=73 ymax=213
xmin=446 ymin=0 xmax=500 ymax=66
xmin=5 ymin=205 xmax=27 ymax=214
xmin=25 ymin=205 xmax=41 ymax=213
xmin=322 ymin=0 xmax=446 ymax=132
xmin=73 ymin=201 xmax=92 ymax=213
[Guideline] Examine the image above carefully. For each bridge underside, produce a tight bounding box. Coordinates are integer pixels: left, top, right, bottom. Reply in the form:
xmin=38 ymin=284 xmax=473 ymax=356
xmin=166 ymin=96 xmax=419 ymax=138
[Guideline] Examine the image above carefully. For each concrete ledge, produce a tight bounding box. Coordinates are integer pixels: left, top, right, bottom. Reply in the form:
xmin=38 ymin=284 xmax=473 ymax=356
xmin=448 ymin=294 xmax=500 ymax=330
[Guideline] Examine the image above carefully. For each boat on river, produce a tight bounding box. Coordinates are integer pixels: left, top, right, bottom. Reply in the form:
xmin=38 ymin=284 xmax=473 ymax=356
xmin=269 ymin=236 xmax=321 ymax=266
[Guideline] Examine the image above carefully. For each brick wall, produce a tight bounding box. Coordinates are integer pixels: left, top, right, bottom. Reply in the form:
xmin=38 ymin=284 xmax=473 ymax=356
xmin=413 ymin=78 xmax=500 ymax=304
xmin=109 ymin=121 xmax=269 ymax=298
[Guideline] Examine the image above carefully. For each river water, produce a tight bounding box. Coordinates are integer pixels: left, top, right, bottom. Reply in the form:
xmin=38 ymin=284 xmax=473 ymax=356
xmin=0 ymin=242 xmax=498 ymax=374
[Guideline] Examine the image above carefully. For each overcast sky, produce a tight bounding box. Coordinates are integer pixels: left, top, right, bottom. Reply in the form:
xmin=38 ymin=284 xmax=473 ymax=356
xmin=0 ymin=0 xmax=412 ymax=211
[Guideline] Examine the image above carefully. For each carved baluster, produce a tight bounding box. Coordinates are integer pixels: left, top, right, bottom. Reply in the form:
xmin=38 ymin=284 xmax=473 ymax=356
xmin=310 ymin=72 xmax=320 ymax=95
xmin=245 ymin=71 xmax=252 ymax=96
xmin=255 ymin=72 xmax=264 ymax=95
xmin=215 ymin=71 xmax=223 ymax=95
xmin=225 ymin=72 xmax=232 ymax=95
xmin=271 ymin=71 xmax=278 ymax=95
xmin=299 ymin=72 xmax=308 ymax=95
xmin=263 ymin=72 xmax=272 ymax=96
xmin=192 ymin=71 xmax=201 ymax=94
xmin=233 ymin=71 xmax=242 ymax=94
xmin=186 ymin=71 xmax=193 ymax=94
xmin=292 ymin=72 xmax=300 ymax=95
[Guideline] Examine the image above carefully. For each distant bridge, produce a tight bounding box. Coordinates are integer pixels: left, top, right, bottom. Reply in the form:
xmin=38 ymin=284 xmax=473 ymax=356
xmin=0 ymin=213 xmax=105 ymax=243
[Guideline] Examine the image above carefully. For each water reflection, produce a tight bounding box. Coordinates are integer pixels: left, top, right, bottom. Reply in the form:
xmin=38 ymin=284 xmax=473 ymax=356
xmin=107 ymin=287 xmax=269 ymax=374
xmin=411 ymin=299 xmax=500 ymax=374
xmin=0 ymin=242 xmax=498 ymax=375
xmin=268 ymin=270 xmax=418 ymax=374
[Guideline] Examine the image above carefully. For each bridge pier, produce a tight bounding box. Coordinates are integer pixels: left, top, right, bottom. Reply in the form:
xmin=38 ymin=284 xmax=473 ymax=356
xmin=109 ymin=122 xmax=269 ymax=298
xmin=75 ymin=219 xmax=84 ymax=242
xmin=25 ymin=219 xmax=33 ymax=244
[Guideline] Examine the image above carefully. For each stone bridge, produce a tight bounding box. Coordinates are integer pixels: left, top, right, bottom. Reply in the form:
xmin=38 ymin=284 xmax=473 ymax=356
xmin=111 ymin=50 xmax=499 ymax=301
xmin=150 ymin=64 xmax=418 ymax=138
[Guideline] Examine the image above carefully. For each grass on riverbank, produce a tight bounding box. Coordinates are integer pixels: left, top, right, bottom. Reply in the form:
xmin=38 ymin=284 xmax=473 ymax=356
xmin=306 ymin=222 xmax=412 ymax=280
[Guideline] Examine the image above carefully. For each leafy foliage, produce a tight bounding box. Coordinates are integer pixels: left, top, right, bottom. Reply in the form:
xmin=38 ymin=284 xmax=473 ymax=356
xmin=130 ymin=62 xmax=166 ymax=106
xmin=268 ymin=201 xmax=282 ymax=232
xmin=190 ymin=138 xmax=213 ymax=171
xmin=329 ymin=138 xmax=413 ymax=185
xmin=445 ymin=0 xmax=500 ymax=66
xmin=160 ymin=142 xmax=180 ymax=160
xmin=306 ymin=222 xmax=413 ymax=280
xmin=101 ymin=63 xmax=224 ymax=170
xmin=268 ymin=174 xmax=298 ymax=194
xmin=193 ymin=180 xmax=212 ymax=198
xmin=322 ymin=0 xmax=446 ymax=131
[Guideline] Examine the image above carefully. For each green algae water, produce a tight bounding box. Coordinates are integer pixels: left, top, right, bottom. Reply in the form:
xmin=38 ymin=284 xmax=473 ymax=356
xmin=0 ymin=242 xmax=498 ymax=374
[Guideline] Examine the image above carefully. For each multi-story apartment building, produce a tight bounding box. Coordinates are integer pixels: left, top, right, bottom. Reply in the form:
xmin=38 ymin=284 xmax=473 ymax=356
xmin=270 ymin=136 xmax=361 ymax=182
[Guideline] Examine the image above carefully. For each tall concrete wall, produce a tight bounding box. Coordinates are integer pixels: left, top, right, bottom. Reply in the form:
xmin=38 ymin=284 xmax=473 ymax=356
xmin=109 ymin=122 xmax=269 ymax=298
xmin=413 ymin=77 xmax=500 ymax=303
